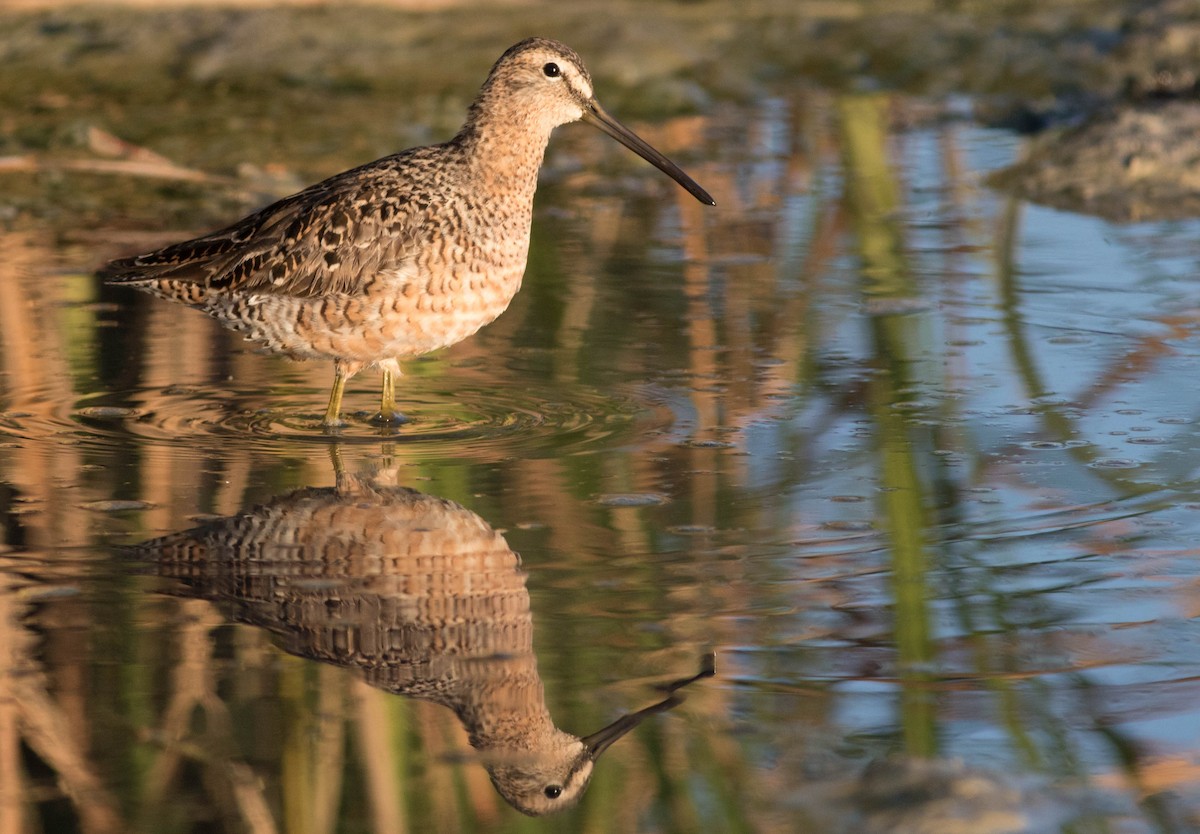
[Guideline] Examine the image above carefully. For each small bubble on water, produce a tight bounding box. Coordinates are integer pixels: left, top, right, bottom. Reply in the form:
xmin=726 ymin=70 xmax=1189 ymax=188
xmin=81 ymin=499 xmax=155 ymax=512
xmin=891 ymin=400 xmax=933 ymax=412
xmin=1089 ymin=458 xmax=1140 ymax=470
xmin=821 ymin=520 xmax=873 ymax=532
xmin=75 ymin=406 xmax=136 ymax=419
xmin=1031 ymin=395 xmax=1072 ymax=406
xmin=595 ymin=493 xmax=670 ymax=507
xmin=682 ymin=439 xmax=736 ymax=449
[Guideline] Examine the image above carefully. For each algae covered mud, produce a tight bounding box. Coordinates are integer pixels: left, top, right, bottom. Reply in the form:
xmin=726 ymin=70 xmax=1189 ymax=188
xmin=3 ymin=2 xmax=1200 ymax=832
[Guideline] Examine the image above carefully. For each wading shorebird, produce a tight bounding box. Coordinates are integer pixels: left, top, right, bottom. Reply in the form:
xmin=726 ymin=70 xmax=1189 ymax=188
xmin=140 ymin=472 xmax=714 ymax=815
xmin=100 ymin=38 xmax=715 ymax=426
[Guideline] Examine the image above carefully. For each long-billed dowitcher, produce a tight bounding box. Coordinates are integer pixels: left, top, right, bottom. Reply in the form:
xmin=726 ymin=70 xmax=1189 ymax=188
xmin=100 ymin=38 xmax=714 ymax=426
xmin=142 ymin=472 xmax=713 ymax=815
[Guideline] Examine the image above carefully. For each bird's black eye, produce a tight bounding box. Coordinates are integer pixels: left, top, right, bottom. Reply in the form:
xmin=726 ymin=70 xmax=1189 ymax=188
xmin=543 ymin=62 xmax=561 ymax=78
xmin=544 ymin=785 xmax=562 ymax=799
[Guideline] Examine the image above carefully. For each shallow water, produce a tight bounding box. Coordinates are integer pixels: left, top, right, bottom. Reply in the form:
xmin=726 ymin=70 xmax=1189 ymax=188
xmin=3 ymin=40 xmax=1200 ymax=834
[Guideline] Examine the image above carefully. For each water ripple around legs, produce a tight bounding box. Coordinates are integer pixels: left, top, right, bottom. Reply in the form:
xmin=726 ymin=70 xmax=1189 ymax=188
xmin=33 ymin=382 xmax=674 ymax=460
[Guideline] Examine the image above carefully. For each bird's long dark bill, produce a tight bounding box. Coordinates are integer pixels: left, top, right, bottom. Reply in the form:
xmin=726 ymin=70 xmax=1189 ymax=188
xmin=582 ymin=102 xmax=716 ymax=206
xmin=581 ymin=694 xmax=683 ymax=760
xmin=581 ymin=653 xmax=716 ymax=759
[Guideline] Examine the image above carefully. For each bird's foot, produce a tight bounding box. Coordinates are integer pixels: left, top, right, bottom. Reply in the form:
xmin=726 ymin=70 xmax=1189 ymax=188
xmin=370 ymin=410 xmax=410 ymax=426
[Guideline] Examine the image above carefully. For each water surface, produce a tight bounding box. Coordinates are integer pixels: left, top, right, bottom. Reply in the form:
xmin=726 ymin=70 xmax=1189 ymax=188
xmin=2 ymin=15 xmax=1200 ymax=834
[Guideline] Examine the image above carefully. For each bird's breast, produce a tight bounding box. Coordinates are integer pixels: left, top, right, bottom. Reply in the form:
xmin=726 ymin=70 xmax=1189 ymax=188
xmin=204 ymin=176 xmax=538 ymax=364
xmin=209 ymin=256 xmax=527 ymax=364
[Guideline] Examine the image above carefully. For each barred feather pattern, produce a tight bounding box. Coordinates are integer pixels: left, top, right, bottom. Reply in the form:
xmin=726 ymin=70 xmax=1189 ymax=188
xmin=146 ymin=479 xmax=554 ymax=733
xmin=139 ymin=476 xmax=595 ymax=815
xmin=98 ymin=39 xmax=593 ymax=369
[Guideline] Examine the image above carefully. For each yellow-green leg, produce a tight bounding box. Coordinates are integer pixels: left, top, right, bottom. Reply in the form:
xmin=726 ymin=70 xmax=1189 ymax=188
xmin=380 ymin=366 xmax=396 ymax=421
xmin=323 ymin=362 xmax=353 ymax=427
xmin=327 ymin=441 xmax=346 ymax=478
xmin=372 ymin=359 xmax=406 ymax=425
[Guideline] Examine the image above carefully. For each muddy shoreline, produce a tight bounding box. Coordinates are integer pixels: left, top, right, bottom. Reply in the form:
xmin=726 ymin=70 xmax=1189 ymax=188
xmin=4 ymin=0 xmax=1200 ymax=226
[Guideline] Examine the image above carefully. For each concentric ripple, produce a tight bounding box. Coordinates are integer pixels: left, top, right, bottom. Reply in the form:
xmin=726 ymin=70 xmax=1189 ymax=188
xmin=4 ymin=380 xmax=675 ymax=461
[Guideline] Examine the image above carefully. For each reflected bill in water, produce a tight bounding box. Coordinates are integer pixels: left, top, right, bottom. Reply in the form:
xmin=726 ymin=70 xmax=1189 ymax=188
xmin=133 ymin=469 xmax=712 ymax=816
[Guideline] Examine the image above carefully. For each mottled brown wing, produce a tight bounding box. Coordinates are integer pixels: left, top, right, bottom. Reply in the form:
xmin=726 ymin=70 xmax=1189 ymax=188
xmin=101 ymin=156 xmax=423 ymax=298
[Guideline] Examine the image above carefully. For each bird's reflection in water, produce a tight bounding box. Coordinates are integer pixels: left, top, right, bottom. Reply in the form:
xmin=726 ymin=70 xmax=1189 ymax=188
xmin=135 ymin=468 xmax=712 ymax=816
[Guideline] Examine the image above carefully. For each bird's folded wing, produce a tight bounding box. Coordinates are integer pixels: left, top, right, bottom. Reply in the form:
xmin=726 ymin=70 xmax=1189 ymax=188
xmin=100 ymin=160 xmax=423 ymax=298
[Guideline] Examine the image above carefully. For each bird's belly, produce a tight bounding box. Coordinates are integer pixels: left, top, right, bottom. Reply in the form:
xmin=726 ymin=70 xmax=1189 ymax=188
xmin=209 ymin=266 xmax=524 ymax=364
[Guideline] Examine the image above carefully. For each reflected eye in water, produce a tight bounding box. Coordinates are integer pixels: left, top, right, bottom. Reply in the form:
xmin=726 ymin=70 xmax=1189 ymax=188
xmin=135 ymin=468 xmax=713 ymax=816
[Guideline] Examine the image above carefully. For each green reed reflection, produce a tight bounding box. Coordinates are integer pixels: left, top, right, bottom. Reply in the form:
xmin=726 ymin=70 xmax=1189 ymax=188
xmin=840 ymin=93 xmax=936 ymax=758
xmin=4 ymin=6 xmax=1200 ymax=827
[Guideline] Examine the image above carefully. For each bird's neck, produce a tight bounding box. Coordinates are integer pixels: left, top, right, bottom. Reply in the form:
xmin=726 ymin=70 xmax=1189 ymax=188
xmin=453 ymin=104 xmax=554 ymax=204
xmin=440 ymin=655 xmax=561 ymax=749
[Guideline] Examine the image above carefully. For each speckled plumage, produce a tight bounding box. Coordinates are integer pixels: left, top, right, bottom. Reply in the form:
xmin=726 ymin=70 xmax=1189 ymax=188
xmin=140 ymin=474 xmax=705 ymax=815
xmin=101 ymin=38 xmax=714 ymax=426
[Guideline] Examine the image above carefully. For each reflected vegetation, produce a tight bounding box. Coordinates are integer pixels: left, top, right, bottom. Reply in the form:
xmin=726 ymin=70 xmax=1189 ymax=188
xmin=3 ymin=2 xmax=1200 ymax=833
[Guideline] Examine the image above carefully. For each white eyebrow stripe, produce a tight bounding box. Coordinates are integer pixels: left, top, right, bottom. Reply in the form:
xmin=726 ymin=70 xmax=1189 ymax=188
xmin=566 ymin=76 xmax=593 ymax=102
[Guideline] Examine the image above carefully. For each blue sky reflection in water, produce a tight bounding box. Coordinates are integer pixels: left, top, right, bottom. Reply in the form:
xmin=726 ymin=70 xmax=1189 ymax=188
xmin=1 ymin=41 xmax=1199 ymax=834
